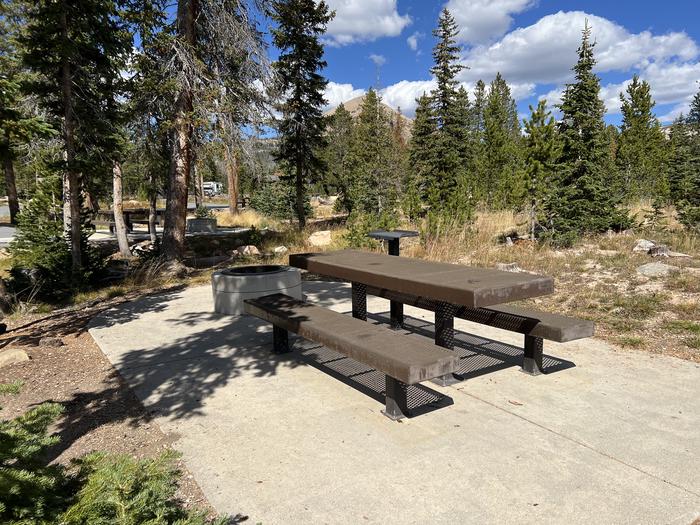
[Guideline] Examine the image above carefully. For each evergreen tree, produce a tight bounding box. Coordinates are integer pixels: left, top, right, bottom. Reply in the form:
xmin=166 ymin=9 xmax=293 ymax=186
xmin=408 ymin=93 xmax=437 ymax=203
xmin=271 ymin=0 xmax=333 ymax=229
xmin=21 ymin=0 xmax=131 ymax=278
xmin=675 ymin=86 xmax=700 ymax=230
xmin=522 ymin=100 xmax=561 ymax=239
xmin=0 ymin=1 xmax=54 ymax=224
xmin=346 ymin=90 xmax=397 ymax=215
xmin=427 ymin=8 xmax=469 ymax=215
xmin=481 ymin=73 xmax=522 ymax=208
xmin=616 ymin=75 xmax=668 ymax=199
xmin=546 ymin=22 xmax=628 ymax=244
xmin=322 ymin=103 xmax=354 ymax=211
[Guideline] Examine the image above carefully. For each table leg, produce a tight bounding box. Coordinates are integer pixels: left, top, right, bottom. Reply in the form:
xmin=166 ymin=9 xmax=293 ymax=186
xmin=352 ymin=282 xmax=367 ymax=321
xmin=387 ymin=238 xmax=400 ymax=256
xmin=433 ymin=301 xmax=460 ymax=386
xmin=390 ymin=301 xmax=403 ymax=330
xmin=383 ymin=375 xmax=409 ymax=420
xmin=272 ymin=325 xmax=290 ymax=354
xmin=522 ymin=335 xmax=544 ymax=375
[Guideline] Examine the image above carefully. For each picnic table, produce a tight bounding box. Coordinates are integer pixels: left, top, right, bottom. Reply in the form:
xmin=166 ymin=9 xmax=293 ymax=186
xmin=245 ymin=249 xmax=592 ymax=419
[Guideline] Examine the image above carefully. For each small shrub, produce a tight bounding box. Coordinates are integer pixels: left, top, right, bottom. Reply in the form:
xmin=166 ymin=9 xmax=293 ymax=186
xmin=194 ymin=205 xmax=214 ymax=219
xmin=8 ymin=176 xmax=105 ymax=302
xmin=0 ymin=380 xmax=24 ymax=395
xmin=614 ymin=336 xmax=645 ymax=348
xmin=684 ymin=336 xmax=700 ymax=349
xmin=63 ymin=451 xmax=225 ymax=525
xmin=343 ymin=211 xmax=399 ymax=249
xmin=664 ymin=320 xmax=700 ymax=334
xmin=0 ymin=402 xmax=72 ymax=524
xmin=250 ymin=179 xmax=311 ymax=221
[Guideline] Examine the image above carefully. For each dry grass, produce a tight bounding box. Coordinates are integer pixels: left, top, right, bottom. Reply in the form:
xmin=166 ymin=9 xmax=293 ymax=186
xmin=213 ymin=208 xmax=282 ymax=230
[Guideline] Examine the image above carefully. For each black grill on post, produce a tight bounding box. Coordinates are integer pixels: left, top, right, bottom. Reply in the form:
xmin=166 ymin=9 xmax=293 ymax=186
xmin=367 ymin=230 xmax=418 ymax=329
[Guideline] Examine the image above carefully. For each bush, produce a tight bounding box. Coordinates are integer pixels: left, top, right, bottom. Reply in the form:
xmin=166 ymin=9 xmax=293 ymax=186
xmin=343 ymin=211 xmax=399 ymax=249
xmin=0 ymin=402 xmax=71 ymax=524
xmin=63 ymin=452 xmax=225 ymax=525
xmin=8 ymin=176 xmax=105 ymax=301
xmin=0 ymin=398 xmax=226 ymax=524
xmin=194 ymin=205 xmax=214 ymax=219
xmin=250 ymin=179 xmax=311 ymax=220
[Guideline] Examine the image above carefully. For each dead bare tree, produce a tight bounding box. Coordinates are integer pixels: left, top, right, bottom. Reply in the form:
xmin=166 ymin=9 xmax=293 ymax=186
xmin=161 ymin=0 xmax=271 ymax=260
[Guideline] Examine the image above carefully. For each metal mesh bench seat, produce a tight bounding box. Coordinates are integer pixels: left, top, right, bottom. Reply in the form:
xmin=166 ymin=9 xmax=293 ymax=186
xmin=365 ymin=286 xmax=594 ymax=375
xmin=244 ymin=293 xmax=459 ymax=420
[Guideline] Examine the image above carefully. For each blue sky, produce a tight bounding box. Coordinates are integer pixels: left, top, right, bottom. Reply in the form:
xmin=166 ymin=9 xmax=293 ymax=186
xmin=293 ymin=0 xmax=700 ymax=124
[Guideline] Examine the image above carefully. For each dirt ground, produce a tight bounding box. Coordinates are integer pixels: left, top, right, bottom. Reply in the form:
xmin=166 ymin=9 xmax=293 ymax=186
xmin=0 ymin=287 xmax=217 ymax=517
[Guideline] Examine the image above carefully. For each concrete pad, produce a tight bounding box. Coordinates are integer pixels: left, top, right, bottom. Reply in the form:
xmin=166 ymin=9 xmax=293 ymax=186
xmin=89 ymin=282 xmax=700 ymax=524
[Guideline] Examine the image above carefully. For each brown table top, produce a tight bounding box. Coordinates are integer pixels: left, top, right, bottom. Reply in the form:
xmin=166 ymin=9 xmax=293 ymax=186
xmin=289 ymin=250 xmax=554 ymax=308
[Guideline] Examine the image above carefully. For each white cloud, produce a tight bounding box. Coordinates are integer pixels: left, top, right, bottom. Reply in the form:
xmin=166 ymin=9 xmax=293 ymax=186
xmin=380 ymin=80 xmax=437 ymax=116
xmin=407 ymin=31 xmax=423 ymax=52
xmin=445 ymin=0 xmax=535 ymax=44
xmin=369 ymin=54 xmax=386 ymax=67
xmin=461 ymin=11 xmax=699 ymax=87
xmin=324 ymin=0 xmax=411 ymax=46
xmin=324 ymin=81 xmax=366 ymax=109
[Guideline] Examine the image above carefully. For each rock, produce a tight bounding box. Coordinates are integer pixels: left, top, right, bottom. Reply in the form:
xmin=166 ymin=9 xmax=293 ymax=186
xmin=505 ymin=236 xmax=514 ymax=246
xmin=273 ymin=246 xmax=288 ymax=255
xmin=636 ymin=262 xmax=679 ymax=278
xmin=495 ymin=262 xmax=522 ymax=273
xmin=649 ymin=245 xmax=670 ymax=257
xmin=39 ymin=336 xmax=64 ymax=347
xmin=0 ymin=348 xmax=29 ymax=368
xmin=236 ymin=245 xmax=260 ymax=256
xmin=633 ymin=239 xmax=656 ymax=253
xmin=131 ymin=240 xmax=156 ymax=257
xmin=308 ymin=230 xmax=332 ymax=247
xmin=668 ymin=251 xmax=692 ymax=258
xmin=161 ymin=260 xmax=189 ymax=279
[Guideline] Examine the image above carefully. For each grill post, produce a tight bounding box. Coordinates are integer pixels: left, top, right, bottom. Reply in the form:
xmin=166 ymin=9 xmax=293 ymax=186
xmin=522 ymin=334 xmax=544 ymax=375
xmin=383 ymin=375 xmax=410 ymax=420
xmin=272 ymin=325 xmax=290 ymax=354
xmin=351 ymin=282 xmax=367 ymax=321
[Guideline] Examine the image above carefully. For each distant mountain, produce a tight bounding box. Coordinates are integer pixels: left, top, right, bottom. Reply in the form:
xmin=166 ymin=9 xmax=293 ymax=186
xmin=324 ymin=95 xmax=413 ymax=140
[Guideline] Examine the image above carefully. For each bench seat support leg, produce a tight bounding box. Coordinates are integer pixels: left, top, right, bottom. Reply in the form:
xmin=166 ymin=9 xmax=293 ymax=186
xmin=390 ymin=300 xmax=403 ymax=330
xmin=433 ymin=302 xmax=460 ymax=386
xmin=272 ymin=325 xmax=291 ymax=354
xmin=352 ymin=282 xmax=367 ymax=321
xmin=383 ymin=375 xmax=409 ymax=420
xmin=522 ymin=335 xmax=543 ymax=375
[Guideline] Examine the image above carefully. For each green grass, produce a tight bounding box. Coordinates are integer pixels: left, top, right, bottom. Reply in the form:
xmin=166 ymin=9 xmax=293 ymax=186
xmin=0 ymin=380 xmax=24 ymax=395
xmin=614 ymin=336 xmax=645 ymax=348
xmin=608 ymin=293 xmax=668 ymax=319
xmin=664 ymin=320 xmax=700 ymax=335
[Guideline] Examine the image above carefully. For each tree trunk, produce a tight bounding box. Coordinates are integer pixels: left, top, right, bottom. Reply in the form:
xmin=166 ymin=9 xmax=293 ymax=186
xmin=295 ymin=157 xmax=305 ymax=230
xmin=112 ymin=160 xmax=131 ymax=257
xmin=148 ymin=170 xmax=157 ymax=243
xmin=226 ymin=146 xmax=239 ymax=214
xmin=162 ymin=0 xmax=196 ymax=261
xmin=3 ymin=138 xmax=19 ymax=224
xmin=60 ymin=2 xmax=82 ymax=278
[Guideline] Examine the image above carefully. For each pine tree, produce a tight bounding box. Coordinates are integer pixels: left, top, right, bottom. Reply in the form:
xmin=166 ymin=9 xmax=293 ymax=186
xmin=481 ymin=73 xmax=522 ymax=209
xmin=427 ymin=8 xmax=469 ymax=214
xmin=21 ymin=0 xmax=131 ymax=278
xmin=0 ymin=1 xmax=54 ymax=224
xmin=408 ymin=93 xmax=437 ymax=203
xmin=675 ymin=86 xmax=700 ymax=231
xmin=616 ymin=75 xmax=668 ymax=199
xmin=323 ymin=103 xmax=354 ymax=211
xmin=546 ymin=22 xmax=628 ymax=244
xmin=522 ymin=100 xmax=561 ymax=239
xmin=271 ymin=0 xmax=333 ymax=229
xmin=346 ymin=89 xmax=397 ymax=215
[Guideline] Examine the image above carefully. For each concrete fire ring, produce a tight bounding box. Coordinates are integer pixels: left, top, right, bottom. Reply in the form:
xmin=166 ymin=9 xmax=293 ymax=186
xmin=212 ymin=265 xmax=302 ymax=315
